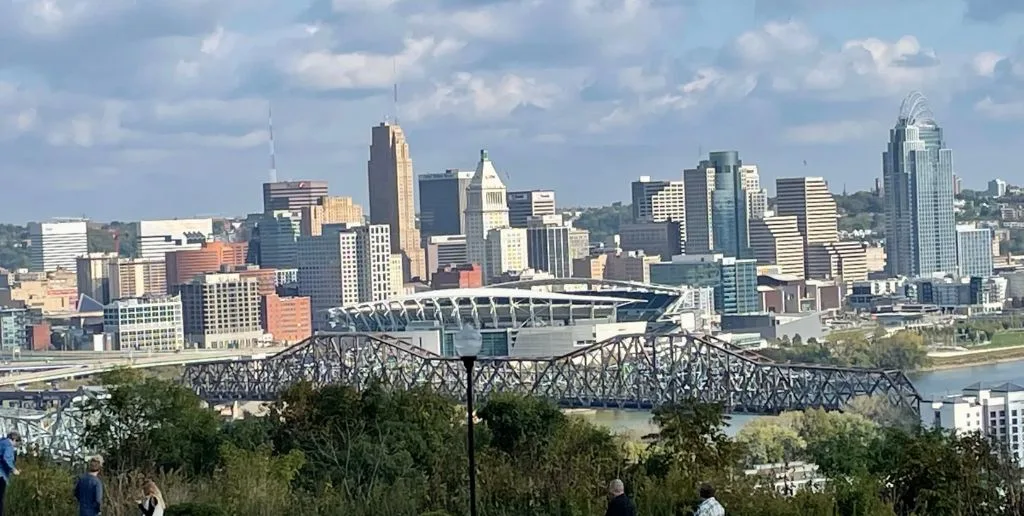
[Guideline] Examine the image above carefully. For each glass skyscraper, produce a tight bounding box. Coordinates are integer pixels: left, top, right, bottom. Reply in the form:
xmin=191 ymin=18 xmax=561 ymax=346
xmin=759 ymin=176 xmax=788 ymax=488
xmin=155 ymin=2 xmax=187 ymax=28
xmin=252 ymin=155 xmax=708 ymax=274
xmin=709 ymin=151 xmax=751 ymax=259
xmin=882 ymin=92 xmax=957 ymax=277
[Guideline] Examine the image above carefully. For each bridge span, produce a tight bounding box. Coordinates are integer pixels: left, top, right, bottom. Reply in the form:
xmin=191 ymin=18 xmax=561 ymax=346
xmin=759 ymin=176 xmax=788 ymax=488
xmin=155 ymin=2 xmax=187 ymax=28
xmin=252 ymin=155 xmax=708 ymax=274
xmin=0 ymin=331 xmax=920 ymax=460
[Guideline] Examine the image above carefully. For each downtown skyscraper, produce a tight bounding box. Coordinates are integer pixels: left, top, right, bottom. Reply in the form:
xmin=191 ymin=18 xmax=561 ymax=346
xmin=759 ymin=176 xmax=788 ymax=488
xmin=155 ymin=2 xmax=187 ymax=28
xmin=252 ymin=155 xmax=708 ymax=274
xmin=882 ymin=92 xmax=956 ymax=277
xmin=709 ymin=151 xmax=751 ymax=259
xmin=367 ymin=122 xmax=426 ymax=282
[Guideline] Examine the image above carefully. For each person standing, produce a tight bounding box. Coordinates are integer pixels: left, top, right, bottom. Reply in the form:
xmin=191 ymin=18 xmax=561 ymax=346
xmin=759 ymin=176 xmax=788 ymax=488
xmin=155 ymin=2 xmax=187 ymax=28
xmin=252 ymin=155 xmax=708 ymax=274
xmin=137 ymin=479 xmax=165 ymax=516
xmin=694 ymin=483 xmax=725 ymax=516
xmin=74 ymin=456 xmax=104 ymax=516
xmin=605 ymin=479 xmax=636 ymax=516
xmin=0 ymin=432 xmax=22 ymax=516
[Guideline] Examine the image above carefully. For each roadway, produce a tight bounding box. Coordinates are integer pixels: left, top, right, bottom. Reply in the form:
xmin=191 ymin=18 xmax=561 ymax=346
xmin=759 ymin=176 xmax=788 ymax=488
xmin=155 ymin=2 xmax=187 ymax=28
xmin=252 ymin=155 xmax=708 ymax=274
xmin=0 ymin=347 xmax=288 ymax=387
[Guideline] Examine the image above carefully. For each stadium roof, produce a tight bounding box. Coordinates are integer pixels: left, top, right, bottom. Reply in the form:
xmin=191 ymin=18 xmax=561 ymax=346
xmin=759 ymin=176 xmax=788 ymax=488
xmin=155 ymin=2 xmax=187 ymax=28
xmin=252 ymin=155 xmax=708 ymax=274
xmin=390 ymin=287 xmax=633 ymax=305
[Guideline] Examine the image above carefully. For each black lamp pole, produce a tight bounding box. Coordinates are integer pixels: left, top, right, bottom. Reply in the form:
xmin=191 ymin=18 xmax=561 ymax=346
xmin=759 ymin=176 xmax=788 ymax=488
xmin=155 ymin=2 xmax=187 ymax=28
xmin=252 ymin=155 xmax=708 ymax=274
xmin=463 ymin=355 xmax=478 ymax=516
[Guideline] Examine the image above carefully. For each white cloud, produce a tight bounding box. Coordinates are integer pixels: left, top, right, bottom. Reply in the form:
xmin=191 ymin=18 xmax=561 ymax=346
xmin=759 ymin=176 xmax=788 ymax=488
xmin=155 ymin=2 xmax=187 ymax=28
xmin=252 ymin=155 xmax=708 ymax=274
xmin=287 ymin=36 xmax=465 ymax=90
xmin=783 ymin=120 xmax=880 ymax=144
xmin=974 ymin=96 xmax=1024 ymax=120
xmin=406 ymin=72 xmax=563 ymax=121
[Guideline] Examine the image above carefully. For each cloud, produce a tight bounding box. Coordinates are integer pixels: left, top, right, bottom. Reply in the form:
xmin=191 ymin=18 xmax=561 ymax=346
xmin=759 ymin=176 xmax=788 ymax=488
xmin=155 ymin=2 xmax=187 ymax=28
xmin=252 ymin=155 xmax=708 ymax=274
xmin=963 ymin=0 xmax=1024 ymax=22
xmin=782 ymin=120 xmax=881 ymax=144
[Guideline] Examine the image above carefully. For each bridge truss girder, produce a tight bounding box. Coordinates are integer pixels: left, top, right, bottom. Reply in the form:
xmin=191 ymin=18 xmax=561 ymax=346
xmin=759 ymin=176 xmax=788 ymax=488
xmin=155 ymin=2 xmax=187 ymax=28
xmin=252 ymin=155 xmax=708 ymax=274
xmin=0 ymin=387 xmax=103 ymax=462
xmin=183 ymin=332 xmax=921 ymax=415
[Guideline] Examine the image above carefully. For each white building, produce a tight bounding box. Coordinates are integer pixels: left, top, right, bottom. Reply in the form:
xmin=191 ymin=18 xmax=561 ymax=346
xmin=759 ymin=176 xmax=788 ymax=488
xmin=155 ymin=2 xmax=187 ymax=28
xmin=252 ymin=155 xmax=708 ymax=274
xmin=28 ymin=220 xmax=88 ymax=273
xmin=102 ymin=296 xmax=185 ymax=351
xmin=740 ymin=165 xmax=768 ymax=220
xmin=464 ymin=150 xmax=510 ymax=281
xmin=137 ymin=219 xmax=213 ymax=261
xmin=955 ymin=225 xmax=994 ymax=278
xmin=297 ymin=223 xmax=396 ymax=329
xmin=922 ymin=382 xmax=1024 ymax=462
xmin=485 ymin=227 xmax=528 ymax=281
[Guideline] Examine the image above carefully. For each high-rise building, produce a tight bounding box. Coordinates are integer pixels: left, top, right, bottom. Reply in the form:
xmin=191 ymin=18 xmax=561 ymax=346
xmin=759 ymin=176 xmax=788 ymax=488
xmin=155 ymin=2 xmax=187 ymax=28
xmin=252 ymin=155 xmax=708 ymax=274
xmin=953 ymin=175 xmax=963 ymax=196
xmin=109 ymin=258 xmax=167 ymax=299
xmin=425 ymin=235 xmax=468 ymax=279
xmin=137 ymin=219 xmax=213 ymax=261
xmin=988 ymin=179 xmax=1007 ymax=198
xmin=297 ymin=223 xmax=396 ymax=329
xmin=708 ymin=151 xmax=751 ymax=258
xmin=568 ymin=228 xmax=590 ymax=260
xmin=631 ymin=176 xmax=686 ymax=244
xmin=956 ymin=225 xmax=994 ymax=278
xmin=76 ymin=252 xmax=118 ymax=304
xmin=484 ymin=227 xmax=528 ymax=281
xmin=775 ymin=177 xmax=838 ymax=246
xmin=619 ymin=221 xmax=682 ymax=259
xmin=367 ymin=122 xmax=425 ymax=281
xmin=103 ymin=296 xmax=185 ymax=351
xmin=465 ymin=150 xmax=511 ymax=279
xmin=258 ymin=210 xmax=301 ymax=269
xmin=419 ymin=170 xmax=473 ymax=240
xmin=507 ymin=190 xmax=557 ymax=228
xmin=740 ymin=165 xmax=768 ymax=220
xmin=683 ymin=165 xmax=715 ymax=254
xmin=526 ymin=215 xmax=573 ymax=278
xmin=165 ymin=241 xmax=248 ymax=289
xmin=805 ymin=242 xmax=868 ymax=288
xmin=28 ymin=220 xmax=88 ymax=273
xmin=179 ymin=272 xmax=264 ymax=348
xmin=260 ymin=294 xmax=312 ymax=344
xmin=299 ymin=196 xmax=364 ymax=237
xmin=748 ymin=216 xmax=805 ymax=278
xmin=0 ymin=308 xmax=29 ymax=351
xmin=883 ymin=92 xmax=957 ymax=277
xmin=262 ymin=181 xmax=329 ymax=212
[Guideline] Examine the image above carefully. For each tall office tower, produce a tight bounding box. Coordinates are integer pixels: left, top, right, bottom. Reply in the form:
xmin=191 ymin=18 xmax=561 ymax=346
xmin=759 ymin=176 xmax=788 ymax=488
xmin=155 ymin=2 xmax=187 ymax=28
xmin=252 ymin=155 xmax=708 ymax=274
xmin=708 ymin=151 xmax=751 ymax=258
xmin=425 ymin=235 xmax=468 ymax=279
xmin=28 ymin=220 xmax=88 ymax=273
xmin=883 ymin=92 xmax=957 ymax=277
xmin=507 ymin=190 xmax=557 ymax=228
xmin=988 ymin=179 xmax=1007 ymax=198
xmin=419 ymin=169 xmax=474 ymax=238
xmin=485 ymin=227 xmax=528 ymax=281
xmin=775 ymin=177 xmax=839 ymax=245
xmin=299 ymin=196 xmax=364 ymax=237
xmin=740 ymin=165 xmax=768 ymax=220
xmin=956 ymin=225 xmax=994 ymax=278
xmin=76 ymin=253 xmax=118 ymax=303
xmin=179 ymin=272 xmax=264 ymax=348
xmin=526 ymin=215 xmax=573 ymax=278
xmin=464 ymin=149 xmax=511 ymax=279
xmin=367 ymin=122 xmax=425 ymax=282
xmin=953 ymin=175 xmax=963 ymax=196
xmin=258 ymin=210 xmax=301 ymax=269
xmin=631 ymin=176 xmax=687 ymax=243
xmin=297 ymin=223 xmax=395 ymax=329
xmin=262 ymin=181 xmax=329 ymax=212
xmin=109 ymin=258 xmax=168 ymax=299
xmin=137 ymin=219 xmax=213 ymax=261
xmin=748 ymin=216 xmax=805 ymax=278
xmin=683 ymin=165 xmax=715 ymax=254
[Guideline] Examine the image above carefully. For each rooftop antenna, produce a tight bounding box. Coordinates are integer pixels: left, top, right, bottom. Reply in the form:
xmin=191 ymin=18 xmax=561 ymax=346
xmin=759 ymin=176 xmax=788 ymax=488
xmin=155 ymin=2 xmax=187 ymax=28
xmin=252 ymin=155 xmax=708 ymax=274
xmin=268 ymin=102 xmax=278 ymax=183
xmin=392 ymin=57 xmax=400 ymax=124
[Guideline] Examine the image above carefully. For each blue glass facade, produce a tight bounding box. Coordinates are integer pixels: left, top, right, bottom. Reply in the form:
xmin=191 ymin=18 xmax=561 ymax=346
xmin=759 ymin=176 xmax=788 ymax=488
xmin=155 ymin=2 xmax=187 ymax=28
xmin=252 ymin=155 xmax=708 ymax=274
xmin=883 ymin=96 xmax=957 ymax=277
xmin=709 ymin=151 xmax=751 ymax=259
xmin=649 ymin=255 xmax=759 ymax=314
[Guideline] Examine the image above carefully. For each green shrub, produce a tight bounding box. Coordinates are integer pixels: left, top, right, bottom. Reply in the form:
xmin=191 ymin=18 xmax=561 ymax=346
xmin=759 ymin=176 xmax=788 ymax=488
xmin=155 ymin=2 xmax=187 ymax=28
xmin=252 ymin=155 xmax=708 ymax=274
xmin=165 ymin=502 xmax=227 ymax=516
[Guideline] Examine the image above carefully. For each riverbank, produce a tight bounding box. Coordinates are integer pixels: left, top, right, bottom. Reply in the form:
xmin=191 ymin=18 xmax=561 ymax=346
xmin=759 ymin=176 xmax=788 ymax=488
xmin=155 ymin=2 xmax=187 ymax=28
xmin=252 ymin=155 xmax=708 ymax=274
xmin=922 ymin=344 xmax=1024 ymax=371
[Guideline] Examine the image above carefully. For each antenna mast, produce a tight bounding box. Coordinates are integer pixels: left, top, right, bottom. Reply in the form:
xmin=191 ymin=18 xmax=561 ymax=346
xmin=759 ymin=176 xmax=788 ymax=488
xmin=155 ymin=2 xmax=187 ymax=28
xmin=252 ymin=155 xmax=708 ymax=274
xmin=268 ymin=102 xmax=278 ymax=183
xmin=393 ymin=57 xmax=400 ymax=124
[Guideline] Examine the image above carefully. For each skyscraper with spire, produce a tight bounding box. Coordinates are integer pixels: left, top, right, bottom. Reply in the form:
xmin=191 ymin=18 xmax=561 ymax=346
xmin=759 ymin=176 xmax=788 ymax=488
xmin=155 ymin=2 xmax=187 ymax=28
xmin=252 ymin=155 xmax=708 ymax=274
xmin=464 ymin=149 xmax=510 ymax=278
xmin=882 ymin=92 xmax=956 ymax=277
xmin=367 ymin=122 xmax=425 ymax=282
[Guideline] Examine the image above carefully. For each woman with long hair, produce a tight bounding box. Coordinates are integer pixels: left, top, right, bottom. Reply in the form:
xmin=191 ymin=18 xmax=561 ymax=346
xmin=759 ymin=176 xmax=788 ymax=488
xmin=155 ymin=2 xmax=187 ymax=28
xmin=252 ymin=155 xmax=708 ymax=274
xmin=137 ymin=479 xmax=165 ymax=516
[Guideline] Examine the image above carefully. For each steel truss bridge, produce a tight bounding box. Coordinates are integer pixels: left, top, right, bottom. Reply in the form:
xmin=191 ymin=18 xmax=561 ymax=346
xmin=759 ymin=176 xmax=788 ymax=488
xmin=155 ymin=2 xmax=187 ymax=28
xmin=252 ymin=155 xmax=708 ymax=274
xmin=0 ymin=331 xmax=921 ymax=460
xmin=184 ymin=332 xmax=921 ymax=414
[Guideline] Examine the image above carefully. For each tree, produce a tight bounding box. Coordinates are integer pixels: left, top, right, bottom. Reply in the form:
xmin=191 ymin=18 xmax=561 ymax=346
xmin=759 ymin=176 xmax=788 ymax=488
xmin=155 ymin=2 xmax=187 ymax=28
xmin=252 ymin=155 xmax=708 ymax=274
xmin=735 ymin=419 xmax=806 ymax=465
xmin=567 ymin=203 xmax=632 ymax=243
xmin=641 ymin=400 xmax=742 ymax=479
xmin=478 ymin=393 xmax=565 ymax=456
xmin=215 ymin=444 xmax=305 ymax=516
xmin=81 ymin=369 xmax=223 ymax=475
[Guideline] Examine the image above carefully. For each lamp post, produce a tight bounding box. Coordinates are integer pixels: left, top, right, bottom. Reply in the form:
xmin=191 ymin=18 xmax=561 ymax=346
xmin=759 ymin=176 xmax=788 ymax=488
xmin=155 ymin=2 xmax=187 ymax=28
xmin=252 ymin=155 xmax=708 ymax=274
xmin=453 ymin=323 xmax=483 ymax=516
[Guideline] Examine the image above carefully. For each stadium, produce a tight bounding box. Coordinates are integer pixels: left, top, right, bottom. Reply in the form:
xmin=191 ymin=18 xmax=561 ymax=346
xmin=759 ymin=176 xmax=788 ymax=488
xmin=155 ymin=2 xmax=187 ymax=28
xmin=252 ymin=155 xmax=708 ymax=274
xmin=324 ymin=278 xmax=712 ymax=358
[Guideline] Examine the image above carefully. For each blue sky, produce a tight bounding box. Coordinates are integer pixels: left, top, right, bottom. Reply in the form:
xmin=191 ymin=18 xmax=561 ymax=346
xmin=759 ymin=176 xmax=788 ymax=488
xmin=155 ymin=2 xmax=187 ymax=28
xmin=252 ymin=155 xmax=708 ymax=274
xmin=1 ymin=0 xmax=1022 ymax=222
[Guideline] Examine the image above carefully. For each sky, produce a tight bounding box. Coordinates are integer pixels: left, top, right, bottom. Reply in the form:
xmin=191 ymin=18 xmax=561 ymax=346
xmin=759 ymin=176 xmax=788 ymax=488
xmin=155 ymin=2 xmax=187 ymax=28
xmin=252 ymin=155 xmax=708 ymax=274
xmin=1 ymin=0 xmax=1023 ymax=223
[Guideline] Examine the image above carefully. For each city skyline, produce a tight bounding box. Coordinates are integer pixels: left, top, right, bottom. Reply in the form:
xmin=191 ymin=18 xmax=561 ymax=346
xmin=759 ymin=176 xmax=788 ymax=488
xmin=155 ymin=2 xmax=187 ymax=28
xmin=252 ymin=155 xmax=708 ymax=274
xmin=1 ymin=0 xmax=1023 ymax=222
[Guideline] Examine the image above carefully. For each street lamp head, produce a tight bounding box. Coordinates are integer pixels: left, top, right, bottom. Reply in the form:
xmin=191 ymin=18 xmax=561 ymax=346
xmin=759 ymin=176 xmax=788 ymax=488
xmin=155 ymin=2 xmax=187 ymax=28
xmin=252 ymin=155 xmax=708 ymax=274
xmin=453 ymin=323 xmax=483 ymax=358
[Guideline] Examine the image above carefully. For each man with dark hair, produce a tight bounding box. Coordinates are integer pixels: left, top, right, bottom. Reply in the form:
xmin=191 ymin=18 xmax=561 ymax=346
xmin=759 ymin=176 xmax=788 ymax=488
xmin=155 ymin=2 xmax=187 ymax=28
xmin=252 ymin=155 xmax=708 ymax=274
xmin=605 ymin=479 xmax=636 ymax=516
xmin=694 ymin=483 xmax=725 ymax=516
xmin=74 ymin=456 xmax=104 ymax=516
xmin=0 ymin=431 xmax=22 ymax=516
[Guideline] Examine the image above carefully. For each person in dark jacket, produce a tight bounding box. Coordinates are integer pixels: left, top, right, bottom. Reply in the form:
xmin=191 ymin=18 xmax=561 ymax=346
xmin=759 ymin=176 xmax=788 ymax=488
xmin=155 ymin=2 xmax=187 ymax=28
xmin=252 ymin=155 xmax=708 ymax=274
xmin=605 ymin=479 xmax=637 ymax=516
xmin=0 ymin=431 xmax=22 ymax=516
xmin=74 ymin=456 xmax=104 ymax=516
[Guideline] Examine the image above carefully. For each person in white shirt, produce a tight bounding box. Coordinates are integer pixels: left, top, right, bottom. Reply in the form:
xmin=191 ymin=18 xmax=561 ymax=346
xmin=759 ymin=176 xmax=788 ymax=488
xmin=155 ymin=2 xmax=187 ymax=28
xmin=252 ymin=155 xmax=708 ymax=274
xmin=694 ymin=483 xmax=725 ymax=516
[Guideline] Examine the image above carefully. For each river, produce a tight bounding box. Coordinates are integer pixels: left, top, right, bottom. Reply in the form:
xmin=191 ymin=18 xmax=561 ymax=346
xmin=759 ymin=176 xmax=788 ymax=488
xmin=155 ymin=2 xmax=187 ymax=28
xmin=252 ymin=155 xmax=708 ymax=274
xmin=577 ymin=358 xmax=1024 ymax=438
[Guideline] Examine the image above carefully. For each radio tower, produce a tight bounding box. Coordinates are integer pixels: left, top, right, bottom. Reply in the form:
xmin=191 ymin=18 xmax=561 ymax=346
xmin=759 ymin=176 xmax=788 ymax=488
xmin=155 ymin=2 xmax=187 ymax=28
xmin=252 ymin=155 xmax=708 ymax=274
xmin=267 ymin=103 xmax=278 ymax=183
